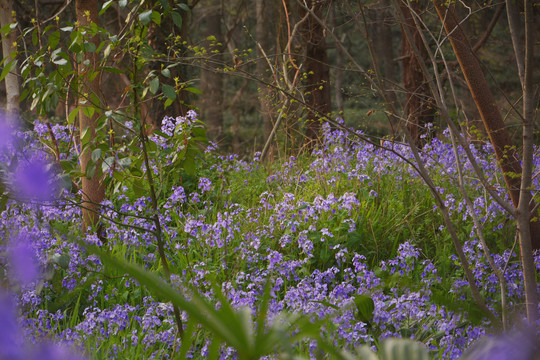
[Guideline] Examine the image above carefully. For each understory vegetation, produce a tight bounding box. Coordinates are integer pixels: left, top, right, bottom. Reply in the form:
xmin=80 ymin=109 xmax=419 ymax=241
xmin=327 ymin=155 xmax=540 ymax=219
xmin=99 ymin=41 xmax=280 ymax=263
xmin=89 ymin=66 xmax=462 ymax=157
xmin=1 ymin=113 xmax=538 ymax=359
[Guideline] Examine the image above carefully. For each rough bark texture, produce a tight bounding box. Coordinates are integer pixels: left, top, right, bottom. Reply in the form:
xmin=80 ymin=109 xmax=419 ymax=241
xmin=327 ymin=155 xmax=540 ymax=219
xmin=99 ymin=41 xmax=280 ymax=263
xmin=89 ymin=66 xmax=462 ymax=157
xmin=0 ymin=0 xmax=20 ymax=115
xmin=299 ymin=0 xmax=331 ymax=145
xmin=433 ymin=0 xmax=540 ymax=250
xmin=399 ymin=0 xmax=434 ymax=146
xmin=200 ymin=1 xmax=224 ymax=142
xmin=76 ymin=0 xmax=105 ymax=233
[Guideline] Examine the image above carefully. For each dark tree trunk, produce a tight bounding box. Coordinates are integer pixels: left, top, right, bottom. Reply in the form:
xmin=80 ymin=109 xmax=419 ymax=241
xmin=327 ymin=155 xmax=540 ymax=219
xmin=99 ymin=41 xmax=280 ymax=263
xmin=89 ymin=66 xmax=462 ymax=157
xmin=76 ymin=0 xmax=105 ymax=233
xmin=433 ymin=0 xmax=540 ymax=250
xmin=399 ymin=0 xmax=434 ymax=147
xmin=200 ymin=1 xmax=224 ymax=142
xmin=299 ymin=0 xmax=331 ymax=145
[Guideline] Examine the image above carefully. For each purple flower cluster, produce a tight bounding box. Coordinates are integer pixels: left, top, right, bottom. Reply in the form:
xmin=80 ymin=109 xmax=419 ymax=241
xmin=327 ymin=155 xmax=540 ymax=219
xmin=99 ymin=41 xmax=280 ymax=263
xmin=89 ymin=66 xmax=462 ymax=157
xmin=0 ymin=114 xmax=87 ymax=359
xmin=2 ymin=114 xmax=540 ymax=359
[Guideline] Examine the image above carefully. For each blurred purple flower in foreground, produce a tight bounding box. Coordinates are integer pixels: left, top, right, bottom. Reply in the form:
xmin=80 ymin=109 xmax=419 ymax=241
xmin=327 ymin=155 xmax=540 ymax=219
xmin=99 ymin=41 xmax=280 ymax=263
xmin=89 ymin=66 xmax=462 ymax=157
xmin=13 ymin=158 xmax=56 ymax=201
xmin=0 ymin=290 xmax=87 ymax=360
xmin=0 ymin=293 xmax=23 ymax=359
xmin=461 ymin=330 xmax=539 ymax=360
xmin=0 ymin=115 xmax=86 ymax=360
xmin=0 ymin=113 xmax=15 ymax=151
xmin=7 ymin=233 xmax=40 ymax=287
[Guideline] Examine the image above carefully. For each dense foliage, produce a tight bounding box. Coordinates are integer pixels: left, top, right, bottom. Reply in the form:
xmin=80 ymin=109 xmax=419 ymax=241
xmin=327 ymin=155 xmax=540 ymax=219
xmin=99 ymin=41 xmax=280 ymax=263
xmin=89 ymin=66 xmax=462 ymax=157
xmin=1 ymin=113 xmax=539 ymax=359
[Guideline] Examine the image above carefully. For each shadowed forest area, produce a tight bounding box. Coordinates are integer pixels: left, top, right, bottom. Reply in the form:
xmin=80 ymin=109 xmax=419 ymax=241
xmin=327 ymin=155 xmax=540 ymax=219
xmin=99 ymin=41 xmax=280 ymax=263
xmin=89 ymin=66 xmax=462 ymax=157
xmin=1 ymin=1 xmax=540 ymax=359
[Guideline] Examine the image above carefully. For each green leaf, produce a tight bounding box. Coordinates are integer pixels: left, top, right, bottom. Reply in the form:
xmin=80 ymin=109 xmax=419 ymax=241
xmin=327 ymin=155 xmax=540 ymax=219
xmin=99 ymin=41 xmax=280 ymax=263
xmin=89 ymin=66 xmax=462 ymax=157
xmin=139 ymin=10 xmax=153 ymax=25
xmin=82 ymin=106 xmax=95 ymax=118
xmin=32 ymin=29 xmax=38 ymax=46
xmin=184 ymin=86 xmax=202 ymax=95
xmin=151 ymin=11 xmax=161 ymax=26
xmin=178 ymin=3 xmax=190 ymax=12
xmin=51 ymin=253 xmax=71 ymax=269
xmin=68 ymin=107 xmax=80 ymax=125
xmin=354 ymin=294 xmax=375 ymax=323
xmin=159 ymin=0 xmax=170 ymax=10
xmin=80 ymin=126 xmax=91 ymax=145
xmin=161 ymin=68 xmax=171 ymax=78
xmin=99 ymin=0 xmax=115 ymax=15
xmin=0 ymin=59 xmax=16 ymax=82
xmin=69 ymin=292 xmax=82 ymax=328
xmin=162 ymin=84 xmax=176 ymax=100
xmin=91 ymin=148 xmax=102 ymax=163
xmin=119 ymin=0 xmax=127 ymax=8
xmin=84 ymin=42 xmax=96 ymax=52
xmin=379 ymin=338 xmax=430 ymax=360
xmin=103 ymin=44 xmax=112 ymax=58
xmin=86 ymin=162 xmax=97 ymax=179
xmin=48 ymin=30 xmax=61 ymax=48
xmin=101 ymin=66 xmax=123 ymax=74
xmin=171 ymin=11 xmax=182 ymax=29
xmin=183 ymin=156 xmax=196 ymax=176
xmin=102 ymin=156 xmax=115 ymax=173
xmin=149 ymin=77 xmax=159 ymax=94
xmin=117 ymin=157 xmax=132 ymax=168
xmin=52 ymin=57 xmax=68 ymax=66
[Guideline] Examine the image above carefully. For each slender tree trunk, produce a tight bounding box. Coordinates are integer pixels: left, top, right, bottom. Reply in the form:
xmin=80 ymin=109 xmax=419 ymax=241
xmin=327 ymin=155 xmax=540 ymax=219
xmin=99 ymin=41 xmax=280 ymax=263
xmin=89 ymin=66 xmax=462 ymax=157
xmin=299 ymin=0 xmax=331 ymax=145
xmin=330 ymin=5 xmax=345 ymax=117
xmin=76 ymin=0 xmax=105 ymax=233
xmin=515 ymin=0 xmax=538 ymax=324
xmin=506 ymin=0 xmax=525 ymax=87
xmin=432 ymin=0 xmax=540 ymax=245
xmin=399 ymin=0 xmax=434 ymax=146
xmin=0 ymin=0 xmax=20 ymax=115
xmin=256 ymin=0 xmax=276 ymax=148
xmin=200 ymin=1 xmax=224 ymax=142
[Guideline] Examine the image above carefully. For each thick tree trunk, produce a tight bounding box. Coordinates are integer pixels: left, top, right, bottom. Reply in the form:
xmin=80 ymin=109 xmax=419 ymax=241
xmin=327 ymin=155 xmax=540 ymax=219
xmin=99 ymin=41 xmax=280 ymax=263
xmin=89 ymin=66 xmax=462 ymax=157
xmin=299 ymin=0 xmax=331 ymax=145
xmin=0 ymin=0 xmax=20 ymax=115
xmin=76 ymin=0 xmax=105 ymax=233
xmin=200 ymin=1 xmax=224 ymax=142
xmin=399 ymin=0 xmax=434 ymax=146
xmin=432 ymin=0 xmax=540 ymax=251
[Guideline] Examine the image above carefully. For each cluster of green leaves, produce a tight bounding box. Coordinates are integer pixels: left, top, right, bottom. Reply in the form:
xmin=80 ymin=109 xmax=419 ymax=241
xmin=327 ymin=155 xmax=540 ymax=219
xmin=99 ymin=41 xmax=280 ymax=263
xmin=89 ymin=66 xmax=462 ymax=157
xmin=9 ymin=0 xmax=203 ymax=194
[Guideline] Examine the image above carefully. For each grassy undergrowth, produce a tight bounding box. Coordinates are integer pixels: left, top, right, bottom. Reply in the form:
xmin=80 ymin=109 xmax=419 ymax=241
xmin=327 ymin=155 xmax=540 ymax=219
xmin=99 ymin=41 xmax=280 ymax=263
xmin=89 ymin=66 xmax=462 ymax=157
xmin=2 ymin=120 xmax=535 ymax=359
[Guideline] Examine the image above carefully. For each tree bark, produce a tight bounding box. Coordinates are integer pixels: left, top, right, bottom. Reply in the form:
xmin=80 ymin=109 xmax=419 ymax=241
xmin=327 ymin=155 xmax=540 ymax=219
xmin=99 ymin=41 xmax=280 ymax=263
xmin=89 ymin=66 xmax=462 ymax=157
xmin=0 ymin=0 xmax=20 ymax=115
xmin=432 ymin=0 xmax=540 ymax=251
xmin=76 ymin=0 xmax=105 ymax=233
xmin=506 ymin=0 xmax=525 ymax=87
xmin=299 ymin=0 xmax=331 ymax=145
xmin=515 ymin=0 xmax=538 ymax=324
xmin=200 ymin=0 xmax=224 ymax=142
xmin=399 ymin=0 xmax=434 ymax=146
xmin=256 ymin=0 xmax=276 ymax=149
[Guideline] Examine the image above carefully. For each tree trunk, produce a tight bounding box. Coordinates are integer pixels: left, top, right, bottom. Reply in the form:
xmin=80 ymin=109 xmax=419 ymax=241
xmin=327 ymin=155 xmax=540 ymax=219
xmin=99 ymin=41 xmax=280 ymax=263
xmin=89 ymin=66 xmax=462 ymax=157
xmin=399 ymin=0 xmax=434 ymax=146
xmin=76 ymin=0 xmax=105 ymax=233
xmin=256 ymin=0 xmax=276 ymax=151
xmin=299 ymin=0 xmax=331 ymax=145
xmin=200 ymin=1 xmax=224 ymax=142
xmin=432 ymin=0 xmax=540 ymax=251
xmin=0 ymin=0 xmax=20 ymax=115
xmin=514 ymin=0 xmax=538 ymax=324
xmin=330 ymin=5 xmax=345 ymax=117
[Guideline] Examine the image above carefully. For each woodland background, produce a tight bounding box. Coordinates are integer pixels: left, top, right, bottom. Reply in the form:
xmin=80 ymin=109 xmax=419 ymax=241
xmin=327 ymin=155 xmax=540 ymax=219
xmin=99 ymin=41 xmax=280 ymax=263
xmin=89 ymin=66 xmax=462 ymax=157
xmin=2 ymin=0 xmax=537 ymax=155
